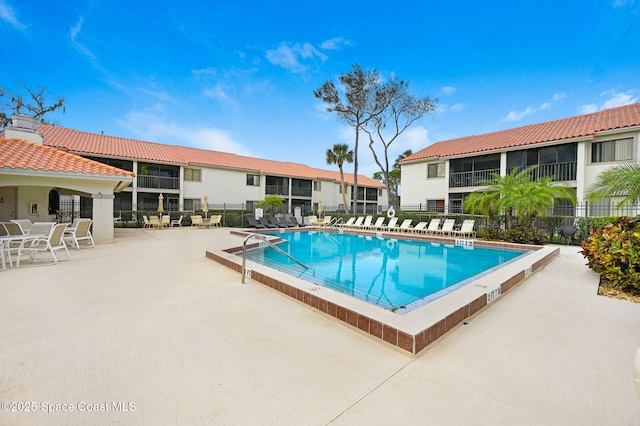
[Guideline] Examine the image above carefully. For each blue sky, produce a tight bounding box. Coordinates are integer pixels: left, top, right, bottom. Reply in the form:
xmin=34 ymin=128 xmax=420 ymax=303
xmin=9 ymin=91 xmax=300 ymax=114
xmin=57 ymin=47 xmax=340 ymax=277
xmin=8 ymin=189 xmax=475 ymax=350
xmin=2 ymin=0 xmax=639 ymax=178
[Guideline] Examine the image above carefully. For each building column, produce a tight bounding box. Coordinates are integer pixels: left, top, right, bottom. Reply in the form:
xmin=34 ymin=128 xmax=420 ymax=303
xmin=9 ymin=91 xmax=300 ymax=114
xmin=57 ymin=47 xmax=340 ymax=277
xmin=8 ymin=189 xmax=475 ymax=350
xmin=576 ymin=141 xmax=588 ymax=203
xmin=92 ymin=192 xmax=114 ymax=242
xmin=132 ymin=160 xmax=139 ymax=210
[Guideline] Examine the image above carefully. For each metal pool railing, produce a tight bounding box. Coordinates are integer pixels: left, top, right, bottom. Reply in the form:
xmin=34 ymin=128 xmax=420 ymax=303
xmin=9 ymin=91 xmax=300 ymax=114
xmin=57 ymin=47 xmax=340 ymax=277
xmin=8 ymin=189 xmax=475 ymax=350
xmin=241 ymin=233 xmax=314 ymax=283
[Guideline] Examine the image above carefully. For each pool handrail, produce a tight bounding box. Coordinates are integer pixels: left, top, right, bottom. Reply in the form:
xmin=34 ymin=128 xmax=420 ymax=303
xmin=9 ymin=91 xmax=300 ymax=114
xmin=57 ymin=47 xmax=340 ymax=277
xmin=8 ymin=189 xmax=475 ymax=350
xmin=241 ymin=233 xmax=314 ymax=284
xmin=326 ymin=217 xmax=343 ymax=228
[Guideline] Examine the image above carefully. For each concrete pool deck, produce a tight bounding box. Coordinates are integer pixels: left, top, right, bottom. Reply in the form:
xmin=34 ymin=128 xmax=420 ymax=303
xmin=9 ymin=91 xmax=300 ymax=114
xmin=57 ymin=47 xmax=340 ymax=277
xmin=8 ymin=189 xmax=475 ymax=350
xmin=0 ymin=228 xmax=638 ymax=425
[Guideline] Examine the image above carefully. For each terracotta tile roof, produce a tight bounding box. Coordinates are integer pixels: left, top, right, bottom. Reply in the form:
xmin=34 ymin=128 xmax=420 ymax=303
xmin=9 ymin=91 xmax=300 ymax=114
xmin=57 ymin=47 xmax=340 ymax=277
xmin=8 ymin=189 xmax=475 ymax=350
xmin=402 ymin=103 xmax=640 ymax=162
xmin=0 ymin=137 xmax=135 ymax=178
xmin=39 ymin=125 xmax=384 ymax=188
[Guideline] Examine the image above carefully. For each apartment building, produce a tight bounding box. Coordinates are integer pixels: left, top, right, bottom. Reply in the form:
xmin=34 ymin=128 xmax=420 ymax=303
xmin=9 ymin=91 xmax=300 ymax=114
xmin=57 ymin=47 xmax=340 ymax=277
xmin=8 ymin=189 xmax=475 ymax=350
xmin=400 ymin=103 xmax=640 ymax=216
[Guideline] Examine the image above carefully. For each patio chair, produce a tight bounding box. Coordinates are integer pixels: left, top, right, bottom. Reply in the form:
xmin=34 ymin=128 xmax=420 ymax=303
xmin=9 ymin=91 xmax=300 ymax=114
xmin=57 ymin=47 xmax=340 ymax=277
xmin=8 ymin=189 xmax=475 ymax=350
xmin=161 ymin=215 xmax=171 ymax=227
xmin=307 ymin=215 xmax=319 ymax=226
xmin=247 ymin=217 xmax=266 ymax=229
xmin=278 ymin=217 xmax=294 ymax=228
xmin=190 ymin=215 xmax=204 ymax=228
xmin=451 ymin=220 xmax=476 ymax=238
xmin=171 ymin=215 xmax=183 ymax=227
xmin=210 ymin=215 xmax=222 ymax=227
xmin=11 ymin=219 xmax=32 ymax=234
xmin=397 ymin=219 xmax=413 ymax=232
xmin=349 ymin=216 xmax=365 ymax=229
xmin=370 ymin=217 xmax=386 ymax=230
xmin=17 ymin=223 xmax=71 ymax=266
xmin=28 ymin=222 xmax=56 ymax=236
xmin=149 ymin=215 xmax=162 ymax=229
xmin=424 ymin=218 xmax=441 ymax=235
xmin=63 ymin=219 xmax=94 ymax=249
xmin=270 ymin=217 xmax=287 ymax=228
xmin=319 ymin=216 xmax=332 ymax=227
xmin=142 ymin=216 xmax=151 ymax=228
xmin=433 ymin=218 xmax=456 ymax=237
xmin=289 ymin=217 xmax=307 ymax=227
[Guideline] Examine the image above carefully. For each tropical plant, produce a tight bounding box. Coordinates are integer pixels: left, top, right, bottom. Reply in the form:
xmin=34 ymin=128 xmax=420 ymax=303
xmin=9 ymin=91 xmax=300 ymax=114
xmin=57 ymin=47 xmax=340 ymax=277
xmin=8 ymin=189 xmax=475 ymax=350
xmin=580 ymin=217 xmax=640 ymax=291
xmin=586 ymin=161 xmax=640 ymax=207
xmin=257 ymin=195 xmax=284 ymax=217
xmin=326 ymin=143 xmax=353 ymax=213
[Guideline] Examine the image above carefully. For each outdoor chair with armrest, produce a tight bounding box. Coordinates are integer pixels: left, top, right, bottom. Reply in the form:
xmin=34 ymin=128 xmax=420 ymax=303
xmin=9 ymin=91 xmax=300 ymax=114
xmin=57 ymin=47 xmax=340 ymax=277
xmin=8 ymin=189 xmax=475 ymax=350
xmin=433 ymin=218 xmax=456 ymax=237
xmin=397 ymin=219 xmax=413 ymax=232
xmin=17 ymin=223 xmax=71 ymax=266
xmin=450 ymin=219 xmax=476 ymax=238
xmin=370 ymin=217 xmax=386 ymax=230
xmin=171 ymin=215 xmax=183 ymax=227
xmin=424 ymin=218 xmax=441 ymax=235
xmin=11 ymin=219 xmax=32 ymax=234
xmin=64 ymin=219 xmax=94 ymax=249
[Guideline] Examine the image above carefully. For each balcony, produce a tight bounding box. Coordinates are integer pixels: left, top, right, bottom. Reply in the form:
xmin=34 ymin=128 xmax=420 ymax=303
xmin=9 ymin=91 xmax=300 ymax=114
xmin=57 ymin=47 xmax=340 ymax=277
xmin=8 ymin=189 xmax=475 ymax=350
xmin=291 ymin=187 xmax=312 ymax=197
xmin=265 ymin=185 xmax=289 ymax=196
xmin=449 ymin=168 xmax=500 ymax=188
xmin=137 ymin=175 xmax=180 ymax=190
xmin=507 ymin=162 xmax=577 ymax=182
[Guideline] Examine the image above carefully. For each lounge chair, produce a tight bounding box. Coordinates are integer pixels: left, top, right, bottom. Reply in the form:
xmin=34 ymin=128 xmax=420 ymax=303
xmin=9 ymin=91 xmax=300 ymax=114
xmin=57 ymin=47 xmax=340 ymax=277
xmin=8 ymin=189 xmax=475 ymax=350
xmin=338 ymin=217 xmax=356 ymax=228
xmin=289 ymin=217 xmax=307 ymax=227
xmin=17 ymin=223 xmax=71 ymax=266
xmin=379 ymin=217 xmax=399 ymax=231
xmin=433 ymin=218 xmax=456 ymax=236
xmin=357 ymin=216 xmax=373 ymax=229
xmin=319 ymin=216 xmax=332 ymax=226
xmin=247 ymin=217 xmax=265 ymax=229
xmin=259 ymin=217 xmax=277 ymax=228
xmin=397 ymin=219 xmax=413 ymax=232
xmin=269 ymin=217 xmax=287 ymax=228
xmin=411 ymin=222 xmax=429 ymax=234
xmin=63 ymin=219 xmax=94 ymax=249
xmin=171 ymin=215 xmax=184 ymax=227
xmin=278 ymin=217 xmax=294 ymax=228
xmin=424 ymin=218 xmax=441 ymax=235
xmin=349 ymin=216 xmax=365 ymax=229
xmin=307 ymin=215 xmax=319 ymax=226
xmin=451 ymin=220 xmax=476 ymax=238
xmin=370 ymin=217 xmax=385 ymax=230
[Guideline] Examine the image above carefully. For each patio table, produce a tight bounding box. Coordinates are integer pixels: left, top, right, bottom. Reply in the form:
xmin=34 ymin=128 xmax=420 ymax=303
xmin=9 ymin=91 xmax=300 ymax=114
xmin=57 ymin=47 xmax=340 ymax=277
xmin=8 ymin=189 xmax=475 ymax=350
xmin=0 ymin=234 xmax=45 ymax=270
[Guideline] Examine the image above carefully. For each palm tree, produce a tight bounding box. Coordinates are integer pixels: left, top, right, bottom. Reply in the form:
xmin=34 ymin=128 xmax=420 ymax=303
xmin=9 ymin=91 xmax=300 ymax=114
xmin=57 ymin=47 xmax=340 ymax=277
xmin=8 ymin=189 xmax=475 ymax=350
xmin=586 ymin=161 xmax=640 ymax=207
xmin=326 ymin=143 xmax=354 ymax=213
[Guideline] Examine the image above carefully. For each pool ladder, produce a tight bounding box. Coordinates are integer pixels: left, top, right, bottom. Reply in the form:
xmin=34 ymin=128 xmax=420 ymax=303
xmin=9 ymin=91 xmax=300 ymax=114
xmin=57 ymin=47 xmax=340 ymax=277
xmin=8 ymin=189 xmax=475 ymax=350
xmin=326 ymin=217 xmax=343 ymax=228
xmin=241 ymin=233 xmax=314 ymax=284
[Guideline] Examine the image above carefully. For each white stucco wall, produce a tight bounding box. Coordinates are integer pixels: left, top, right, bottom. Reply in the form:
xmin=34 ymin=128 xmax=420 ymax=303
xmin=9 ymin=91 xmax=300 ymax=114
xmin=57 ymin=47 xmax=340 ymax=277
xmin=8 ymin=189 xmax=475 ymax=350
xmin=182 ymin=167 xmax=264 ymax=205
xmin=400 ymin=161 xmax=448 ymax=206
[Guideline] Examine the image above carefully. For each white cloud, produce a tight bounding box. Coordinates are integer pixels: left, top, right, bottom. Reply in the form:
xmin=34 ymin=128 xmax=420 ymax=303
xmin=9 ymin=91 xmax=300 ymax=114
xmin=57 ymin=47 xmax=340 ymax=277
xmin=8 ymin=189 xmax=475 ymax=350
xmin=116 ymin=109 xmax=252 ymax=156
xmin=69 ymin=16 xmax=98 ymax=63
xmin=0 ymin=0 xmax=26 ymax=30
xmin=503 ymin=92 xmax=566 ymax=122
xmin=396 ymin=125 xmax=432 ymax=152
xmin=440 ymin=86 xmax=456 ymax=96
xmin=578 ymin=90 xmax=638 ymax=113
xmin=266 ymin=42 xmax=328 ymax=73
xmin=319 ymin=37 xmax=351 ymax=50
xmin=450 ymin=103 xmax=465 ymax=112
xmin=202 ymin=82 xmax=237 ymax=110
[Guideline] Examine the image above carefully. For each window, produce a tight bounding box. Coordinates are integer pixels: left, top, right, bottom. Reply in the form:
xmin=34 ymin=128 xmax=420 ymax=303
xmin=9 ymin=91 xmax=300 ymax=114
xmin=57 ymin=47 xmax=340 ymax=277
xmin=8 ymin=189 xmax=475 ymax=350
xmin=378 ymin=189 xmax=383 ymax=196
xmin=314 ymin=181 xmax=321 ymax=191
xmin=592 ymin=138 xmax=633 ymax=163
xmin=184 ymin=198 xmax=200 ymax=211
xmin=589 ymin=198 xmax=611 ymax=216
xmin=246 ymin=201 xmax=258 ymax=210
xmin=426 ymin=199 xmax=445 ymax=213
xmin=428 ymin=162 xmax=445 ymax=178
xmin=184 ymin=168 xmax=201 ymax=182
xmin=246 ymin=174 xmax=260 ymax=186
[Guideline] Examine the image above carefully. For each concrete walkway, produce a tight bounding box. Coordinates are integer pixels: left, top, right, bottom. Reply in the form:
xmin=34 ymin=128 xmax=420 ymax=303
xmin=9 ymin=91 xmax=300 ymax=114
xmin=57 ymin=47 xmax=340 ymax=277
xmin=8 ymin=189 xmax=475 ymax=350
xmin=0 ymin=228 xmax=638 ymax=425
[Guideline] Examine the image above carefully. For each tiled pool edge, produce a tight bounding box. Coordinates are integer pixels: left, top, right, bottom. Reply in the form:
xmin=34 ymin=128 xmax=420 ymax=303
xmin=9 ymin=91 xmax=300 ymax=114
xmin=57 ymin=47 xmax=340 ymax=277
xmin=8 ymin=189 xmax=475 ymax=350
xmin=206 ymin=231 xmax=560 ymax=355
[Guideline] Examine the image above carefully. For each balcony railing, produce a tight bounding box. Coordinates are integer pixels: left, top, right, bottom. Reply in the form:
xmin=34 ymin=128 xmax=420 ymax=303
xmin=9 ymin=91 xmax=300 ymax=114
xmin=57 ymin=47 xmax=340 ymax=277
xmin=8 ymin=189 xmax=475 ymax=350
xmin=449 ymin=168 xmax=500 ymax=188
xmin=291 ymin=187 xmax=312 ymax=197
xmin=137 ymin=175 xmax=180 ymax=190
xmin=265 ymin=185 xmax=289 ymax=196
xmin=507 ymin=162 xmax=577 ymax=182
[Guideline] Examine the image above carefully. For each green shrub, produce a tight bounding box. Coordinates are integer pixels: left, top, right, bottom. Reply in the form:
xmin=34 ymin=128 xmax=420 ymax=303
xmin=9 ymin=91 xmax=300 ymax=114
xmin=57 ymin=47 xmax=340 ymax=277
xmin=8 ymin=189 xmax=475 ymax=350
xmin=580 ymin=217 xmax=640 ymax=290
xmin=501 ymin=226 xmax=550 ymax=245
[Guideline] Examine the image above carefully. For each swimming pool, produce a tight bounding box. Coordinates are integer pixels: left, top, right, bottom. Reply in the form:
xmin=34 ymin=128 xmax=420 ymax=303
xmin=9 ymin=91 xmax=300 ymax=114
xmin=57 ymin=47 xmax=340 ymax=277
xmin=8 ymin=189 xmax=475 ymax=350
xmin=242 ymin=230 xmax=529 ymax=313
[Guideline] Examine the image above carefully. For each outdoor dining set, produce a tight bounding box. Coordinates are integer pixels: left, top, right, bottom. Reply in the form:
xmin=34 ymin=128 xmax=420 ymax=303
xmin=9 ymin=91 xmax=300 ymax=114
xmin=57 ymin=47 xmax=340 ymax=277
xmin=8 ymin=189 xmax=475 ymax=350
xmin=0 ymin=218 xmax=94 ymax=271
xmin=141 ymin=214 xmax=222 ymax=229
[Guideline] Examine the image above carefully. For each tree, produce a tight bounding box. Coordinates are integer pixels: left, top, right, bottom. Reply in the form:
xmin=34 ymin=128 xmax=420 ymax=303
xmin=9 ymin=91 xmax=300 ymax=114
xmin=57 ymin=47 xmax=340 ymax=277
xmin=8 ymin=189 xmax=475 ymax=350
xmin=257 ymin=195 xmax=285 ymax=217
xmin=314 ymin=64 xmax=392 ymax=214
xmin=0 ymin=83 xmax=65 ymax=128
xmin=586 ymin=161 xmax=640 ymax=207
xmin=326 ymin=143 xmax=354 ymax=213
xmin=373 ymin=149 xmax=413 ymax=207
xmin=363 ymin=78 xmax=437 ymax=206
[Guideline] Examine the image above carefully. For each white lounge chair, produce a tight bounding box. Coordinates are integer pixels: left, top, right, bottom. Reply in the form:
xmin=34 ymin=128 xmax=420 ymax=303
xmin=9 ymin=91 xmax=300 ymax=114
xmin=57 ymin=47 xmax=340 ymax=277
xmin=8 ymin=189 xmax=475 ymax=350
xmin=357 ymin=216 xmax=373 ymax=229
xmin=433 ymin=218 xmax=456 ymax=236
xmin=17 ymin=223 xmax=71 ymax=266
xmin=349 ymin=216 xmax=365 ymax=228
xmin=397 ymin=219 xmax=413 ymax=232
xmin=424 ymin=218 xmax=441 ymax=235
xmin=370 ymin=217 xmax=385 ymax=230
xmin=209 ymin=215 xmax=222 ymax=227
xmin=339 ymin=217 xmax=356 ymax=228
xmin=161 ymin=215 xmax=171 ymax=228
xmin=64 ymin=219 xmax=94 ymax=249
xmin=190 ymin=215 xmax=205 ymax=228
xmin=411 ymin=222 xmax=429 ymax=234
xmin=451 ymin=219 xmax=476 ymax=238
xmin=171 ymin=215 xmax=184 ymax=227
xmin=142 ymin=215 xmax=151 ymax=228
xmin=380 ymin=217 xmax=399 ymax=231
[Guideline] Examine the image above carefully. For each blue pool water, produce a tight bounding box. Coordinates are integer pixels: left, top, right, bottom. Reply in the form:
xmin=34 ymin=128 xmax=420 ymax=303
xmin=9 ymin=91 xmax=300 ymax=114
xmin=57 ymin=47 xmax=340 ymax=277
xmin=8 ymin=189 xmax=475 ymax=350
xmin=243 ymin=230 xmax=529 ymax=313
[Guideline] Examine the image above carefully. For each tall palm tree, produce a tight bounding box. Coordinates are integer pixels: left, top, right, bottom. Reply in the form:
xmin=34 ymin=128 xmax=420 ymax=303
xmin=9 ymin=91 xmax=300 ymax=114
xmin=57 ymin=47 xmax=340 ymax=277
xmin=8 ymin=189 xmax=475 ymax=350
xmin=326 ymin=143 xmax=354 ymax=213
xmin=586 ymin=161 xmax=640 ymax=207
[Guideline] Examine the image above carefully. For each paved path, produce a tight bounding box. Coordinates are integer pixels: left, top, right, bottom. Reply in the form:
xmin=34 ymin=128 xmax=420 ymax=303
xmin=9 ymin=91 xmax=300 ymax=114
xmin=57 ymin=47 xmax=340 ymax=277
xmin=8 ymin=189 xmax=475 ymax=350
xmin=0 ymin=228 xmax=638 ymax=425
